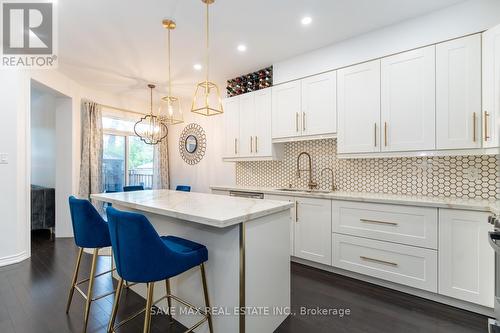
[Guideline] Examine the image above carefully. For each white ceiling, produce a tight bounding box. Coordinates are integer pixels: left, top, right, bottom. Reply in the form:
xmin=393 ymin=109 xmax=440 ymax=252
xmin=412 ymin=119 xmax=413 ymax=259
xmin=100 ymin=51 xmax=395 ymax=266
xmin=58 ymin=0 xmax=465 ymax=101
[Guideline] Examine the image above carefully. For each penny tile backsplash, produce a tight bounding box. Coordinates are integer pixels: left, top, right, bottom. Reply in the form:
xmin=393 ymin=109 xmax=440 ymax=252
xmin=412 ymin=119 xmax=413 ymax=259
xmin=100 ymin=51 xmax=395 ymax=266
xmin=235 ymin=139 xmax=500 ymax=199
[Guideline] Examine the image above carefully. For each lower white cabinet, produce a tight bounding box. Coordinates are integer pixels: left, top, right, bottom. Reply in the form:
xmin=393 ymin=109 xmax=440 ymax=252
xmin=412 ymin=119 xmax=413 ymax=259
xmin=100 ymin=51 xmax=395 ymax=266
xmin=333 ymin=233 xmax=438 ymax=292
xmin=265 ymin=194 xmax=332 ymax=265
xmin=438 ymin=209 xmax=494 ymax=307
xmin=295 ymin=197 xmax=332 ymax=265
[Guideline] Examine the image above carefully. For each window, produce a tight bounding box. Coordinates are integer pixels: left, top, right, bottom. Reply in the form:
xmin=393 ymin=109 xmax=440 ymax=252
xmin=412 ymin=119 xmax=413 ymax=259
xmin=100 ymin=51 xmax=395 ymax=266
xmin=102 ymin=115 xmax=155 ymax=192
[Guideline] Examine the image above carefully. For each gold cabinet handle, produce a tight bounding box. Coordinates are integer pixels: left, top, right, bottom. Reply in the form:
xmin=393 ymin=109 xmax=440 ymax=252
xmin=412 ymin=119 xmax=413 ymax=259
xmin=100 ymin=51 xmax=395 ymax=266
xmin=303 ymin=112 xmax=306 ymax=131
xmin=384 ymin=122 xmax=388 ymax=147
xmin=250 ymin=136 xmax=253 ymax=153
xmin=473 ymin=112 xmax=477 ymax=142
xmin=295 ymin=201 xmax=298 ymax=222
xmin=485 ymin=111 xmax=490 ymax=141
xmin=235 ymin=138 xmax=238 ymax=155
xmin=374 ymin=123 xmax=377 ymax=147
xmin=360 ymin=218 xmax=398 ymax=226
xmin=255 ymin=136 xmax=258 ymax=153
xmin=296 ymin=112 xmax=299 ymax=132
xmin=360 ymin=256 xmax=398 ymax=267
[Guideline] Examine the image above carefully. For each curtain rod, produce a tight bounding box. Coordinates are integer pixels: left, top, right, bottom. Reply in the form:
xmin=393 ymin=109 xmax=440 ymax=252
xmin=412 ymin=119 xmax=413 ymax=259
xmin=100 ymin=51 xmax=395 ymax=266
xmin=98 ymin=103 xmax=147 ymax=116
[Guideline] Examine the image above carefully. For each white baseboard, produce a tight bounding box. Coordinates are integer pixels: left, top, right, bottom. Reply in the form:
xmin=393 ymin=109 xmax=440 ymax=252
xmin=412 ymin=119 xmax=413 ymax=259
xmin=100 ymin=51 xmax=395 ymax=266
xmin=291 ymin=256 xmax=494 ymax=317
xmin=0 ymin=251 xmax=30 ymax=268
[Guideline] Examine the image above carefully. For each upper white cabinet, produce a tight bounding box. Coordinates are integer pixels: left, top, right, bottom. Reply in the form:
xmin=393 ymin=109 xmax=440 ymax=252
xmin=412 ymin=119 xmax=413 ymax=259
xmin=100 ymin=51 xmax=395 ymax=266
xmin=483 ymin=24 xmax=500 ymax=148
xmin=337 ymin=60 xmax=381 ymax=154
xmin=272 ymin=72 xmax=337 ymax=140
xmin=438 ymin=209 xmax=494 ymax=307
xmin=436 ymin=34 xmax=482 ymax=150
xmin=271 ymin=81 xmax=301 ymax=139
xmin=381 ymin=46 xmax=436 ymax=152
xmin=300 ymin=72 xmax=337 ymax=137
xmin=223 ymin=97 xmax=240 ymax=158
xmin=223 ymin=88 xmax=279 ymax=160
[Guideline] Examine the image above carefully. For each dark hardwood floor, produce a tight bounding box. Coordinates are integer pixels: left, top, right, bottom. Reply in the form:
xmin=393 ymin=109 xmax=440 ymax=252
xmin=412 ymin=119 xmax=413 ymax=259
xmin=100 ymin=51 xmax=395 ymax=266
xmin=0 ymin=231 xmax=488 ymax=333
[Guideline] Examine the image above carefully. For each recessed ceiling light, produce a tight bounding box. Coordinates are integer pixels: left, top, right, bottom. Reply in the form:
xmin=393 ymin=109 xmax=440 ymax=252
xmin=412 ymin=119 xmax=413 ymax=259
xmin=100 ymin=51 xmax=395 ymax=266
xmin=193 ymin=63 xmax=202 ymax=71
xmin=301 ymin=16 xmax=312 ymax=26
xmin=237 ymin=44 xmax=247 ymax=52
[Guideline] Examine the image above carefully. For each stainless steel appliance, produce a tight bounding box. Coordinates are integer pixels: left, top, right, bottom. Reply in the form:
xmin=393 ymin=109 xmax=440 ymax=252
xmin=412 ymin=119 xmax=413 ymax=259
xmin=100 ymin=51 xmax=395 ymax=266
xmin=229 ymin=190 xmax=264 ymax=199
xmin=489 ymin=215 xmax=500 ymax=333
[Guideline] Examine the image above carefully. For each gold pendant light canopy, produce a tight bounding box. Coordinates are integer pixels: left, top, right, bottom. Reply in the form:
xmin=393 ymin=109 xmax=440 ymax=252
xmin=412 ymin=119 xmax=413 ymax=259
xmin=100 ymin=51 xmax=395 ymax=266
xmin=134 ymin=84 xmax=168 ymax=145
xmin=191 ymin=0 xmax=224 ymax=116
xmin=160 ymin=19 xmax=184 ymax=125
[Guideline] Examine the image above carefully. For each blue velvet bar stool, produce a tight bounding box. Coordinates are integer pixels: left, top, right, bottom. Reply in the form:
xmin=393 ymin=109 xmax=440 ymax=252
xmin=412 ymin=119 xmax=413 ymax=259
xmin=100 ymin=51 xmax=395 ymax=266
xmin=123 ymin=185 xmax=144 ymax=192
xmin=175 ymin=185 xmax=191 ymax=192
xmin=67 ymin=196 xmax=119 ymax=333
xmin=106 ymin=207 xmax=213 ymax=333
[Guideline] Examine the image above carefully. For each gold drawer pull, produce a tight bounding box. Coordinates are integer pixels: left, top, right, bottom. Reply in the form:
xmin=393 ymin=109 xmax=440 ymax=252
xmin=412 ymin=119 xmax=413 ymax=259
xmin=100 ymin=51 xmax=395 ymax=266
xmin=472 ymin=112 xmax=476 ymax=142
xmin=374 ymin=123 xmax=377 ymax=147
xmin=485 ymin=111 xmax=490 ymax=141
xmin=296 ymin=112 xmax=299 ymax=132
xmin=295 ymin=201 xmax=299 ymax=222
xmin=360 ymin=256 xmax=398 ymax=267
xmin=360 ymin=219 xmax=398 ymax=226
xmin=250 ymin=136 xmax=253 ymax=153
xmin=384 ymin=122 xmax=388 ymax=147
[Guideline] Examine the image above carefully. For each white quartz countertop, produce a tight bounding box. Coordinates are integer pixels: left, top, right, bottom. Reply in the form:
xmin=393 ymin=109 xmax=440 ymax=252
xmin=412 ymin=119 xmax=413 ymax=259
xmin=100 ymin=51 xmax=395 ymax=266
xmin=91 ymin=190 xmax=294 ymax=228
xmin=211 ymin=185 xmax=500 ymax=213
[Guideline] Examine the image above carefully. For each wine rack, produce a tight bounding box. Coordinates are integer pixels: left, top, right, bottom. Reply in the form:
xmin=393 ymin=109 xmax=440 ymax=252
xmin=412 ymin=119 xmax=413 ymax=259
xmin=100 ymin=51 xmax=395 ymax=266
xmin=226 ymin=66 xmax=273 ymax=97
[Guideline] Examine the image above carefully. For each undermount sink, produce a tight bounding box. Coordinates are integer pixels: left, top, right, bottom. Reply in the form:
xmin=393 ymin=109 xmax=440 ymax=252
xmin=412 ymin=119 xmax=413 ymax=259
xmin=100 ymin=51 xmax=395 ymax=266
xmin=276 ymin=188 xmax=333 ymax=194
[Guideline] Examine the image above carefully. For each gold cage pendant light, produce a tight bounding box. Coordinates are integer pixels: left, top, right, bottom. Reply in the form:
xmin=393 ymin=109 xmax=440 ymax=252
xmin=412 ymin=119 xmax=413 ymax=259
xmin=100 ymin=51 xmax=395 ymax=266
xmin=160 ymin=19 xmax=183 ymax=125
xmin=134 ymin=84 xmax=168 ymax=145
xmin=191 ymin=0 xmax=223 ymax=116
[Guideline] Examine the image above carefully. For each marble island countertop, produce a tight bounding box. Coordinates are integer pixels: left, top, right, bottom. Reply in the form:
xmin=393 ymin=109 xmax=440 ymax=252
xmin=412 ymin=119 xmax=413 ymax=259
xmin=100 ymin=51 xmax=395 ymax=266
xmin=91 ymin=190 xmax=294 ymax=228
xmin=210 ymin=185 xmax=500 ymax=213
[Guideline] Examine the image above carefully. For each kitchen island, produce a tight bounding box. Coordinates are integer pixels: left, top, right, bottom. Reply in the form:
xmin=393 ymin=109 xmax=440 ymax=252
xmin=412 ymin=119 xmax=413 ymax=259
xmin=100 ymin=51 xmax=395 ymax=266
xmin=91 ymin=190 xmax=293 ymax=333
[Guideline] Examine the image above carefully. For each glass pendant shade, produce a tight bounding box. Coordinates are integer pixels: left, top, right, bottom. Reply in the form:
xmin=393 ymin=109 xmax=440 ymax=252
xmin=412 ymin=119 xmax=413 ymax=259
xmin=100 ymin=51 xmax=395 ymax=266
xmin=191 ymin=0 xmax=223 ymax=116
xmin=134 ymin=84 xmax=168 ymax=145
xmin=160 ymin=95 xmax=183 ymax=125
xmin=160 ymin=19 xmax=184 ymax=125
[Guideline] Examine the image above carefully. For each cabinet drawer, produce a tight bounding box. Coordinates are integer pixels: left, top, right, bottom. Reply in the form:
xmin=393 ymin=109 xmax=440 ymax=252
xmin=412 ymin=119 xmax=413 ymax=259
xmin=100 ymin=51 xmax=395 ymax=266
xmin=332 ymin=201 xmax=437 ymax=249
xmin=333 ymin=234 xmax=437 ymax=292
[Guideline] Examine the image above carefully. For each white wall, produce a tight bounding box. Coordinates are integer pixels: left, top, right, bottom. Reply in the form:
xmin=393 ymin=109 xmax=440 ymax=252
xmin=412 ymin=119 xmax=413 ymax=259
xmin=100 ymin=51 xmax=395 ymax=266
xmin=30 ymin=89 xmax=57 ymax=188
xmin=168 ymin=99 xmax=236 ymax=193
xmin=274 ymin=0 xmax=500 ymax=84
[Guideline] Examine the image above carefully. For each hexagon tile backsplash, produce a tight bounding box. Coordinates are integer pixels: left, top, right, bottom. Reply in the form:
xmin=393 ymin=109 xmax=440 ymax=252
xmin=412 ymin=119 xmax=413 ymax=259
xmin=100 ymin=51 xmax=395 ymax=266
xmin=235 ymin=139 xmax=500 ymax=199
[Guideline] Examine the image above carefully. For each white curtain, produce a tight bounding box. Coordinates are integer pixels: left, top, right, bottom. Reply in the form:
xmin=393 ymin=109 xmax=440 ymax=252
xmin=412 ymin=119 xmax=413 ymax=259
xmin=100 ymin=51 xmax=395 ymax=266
xmin=153 ymin=135 xmax=170 ymax=189
xmin=78 ymin=101 xmax=103 ymax=200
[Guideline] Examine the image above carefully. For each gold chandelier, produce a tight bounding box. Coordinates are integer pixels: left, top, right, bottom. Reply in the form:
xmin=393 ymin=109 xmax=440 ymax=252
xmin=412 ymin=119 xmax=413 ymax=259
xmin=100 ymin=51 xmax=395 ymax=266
xmin=191 ymin=0 xmax=223 ymax=116
xmin=134 ymin=84 xmax=168 ymax=145
xmin=160 ymin=19 xmax=183 ymax=125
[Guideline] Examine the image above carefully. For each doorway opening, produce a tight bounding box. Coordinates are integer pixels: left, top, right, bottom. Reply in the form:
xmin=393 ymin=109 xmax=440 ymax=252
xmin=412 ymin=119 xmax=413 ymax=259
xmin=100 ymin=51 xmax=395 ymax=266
xmin=29 ymin=80 xmax=72 ymax=250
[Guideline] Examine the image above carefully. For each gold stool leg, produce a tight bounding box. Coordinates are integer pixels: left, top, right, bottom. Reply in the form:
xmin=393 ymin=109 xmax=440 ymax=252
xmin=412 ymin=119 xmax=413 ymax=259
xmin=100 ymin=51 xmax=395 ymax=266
xmin=143 ymin=282 xmax=154 ymax=333
xmin=83 ymin=248 xmax=99 ymax=333
xmin=165 ymin=279 xmax=173 ymax=323
xmin=107 ymin=277 xmax=124 ymax=333
xmin=66 ymin=247 xmax=84 ymax=313
xmin=200 ymin=263 xmax=214 ymax=333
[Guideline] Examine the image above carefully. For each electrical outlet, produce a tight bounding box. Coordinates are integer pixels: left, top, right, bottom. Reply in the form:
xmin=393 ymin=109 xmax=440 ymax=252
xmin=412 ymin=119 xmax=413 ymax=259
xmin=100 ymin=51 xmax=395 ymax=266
xmin=0 ymin=153 xmax=8 ymax=164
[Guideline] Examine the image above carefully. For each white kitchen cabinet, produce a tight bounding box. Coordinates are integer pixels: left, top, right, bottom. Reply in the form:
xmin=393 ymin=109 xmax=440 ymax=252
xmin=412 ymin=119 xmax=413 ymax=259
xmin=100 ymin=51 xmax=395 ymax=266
xmin=265 ymin=194 xmax=295 ymax=256
xmin=483 ymin=24 xmax=500 ymax=148
xmin=381 ymin=46 xmax=436 ymax=152
xmin=438 ymin=209 xmax=494 ymax=307
xmin=239 ymin=93 xmax=255 ymax=156
xmin=295 ymin=197 xmax=332 ymax=265
xmin=337 ymin=60 xmax=381 ymax=154
xmin=254 ymin=89 xmax=273 ymax=157
xmin=436 ymin=34 xmax=482 ymax=150
xmin=265 ymin=194 xmax=331 ymax=264
xmin=272 ymin=72 xmax=337 ymax=140
xmin=301 ymin=71 xmax=337 ymax=137
xmin=223 ymin=88 xmax=278 ymax=160
xmin=272 ymin=81 xmax=301 ymax=139
xmin=333 ymin=234 xmax=438 ymax=292
xmin=223 ymin=97 xmax=240 ymax=158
